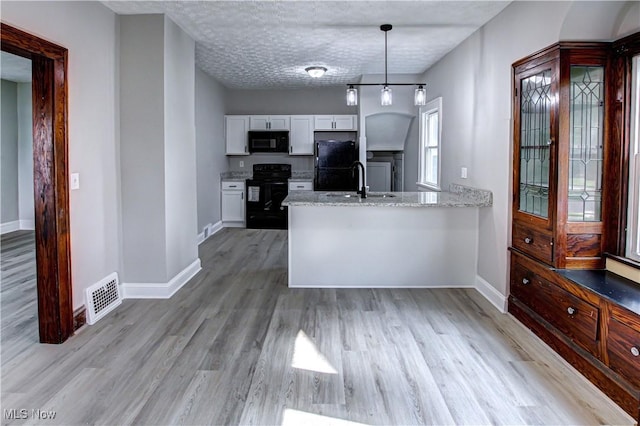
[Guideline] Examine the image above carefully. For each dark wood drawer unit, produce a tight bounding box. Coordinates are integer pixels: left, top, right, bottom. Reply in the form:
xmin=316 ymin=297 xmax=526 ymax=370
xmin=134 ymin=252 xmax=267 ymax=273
xmin=512 ymin=223 xmax=554 ymax=265
xmin=534 ymin=277 xmax=600 ymax=356
xmin=607 ymin=307 xmax=640 ymax=390
xmin=510 ymin=252 xmax=600 ymax=357
xmin=509 ymin=251 xmax=640 ymax=421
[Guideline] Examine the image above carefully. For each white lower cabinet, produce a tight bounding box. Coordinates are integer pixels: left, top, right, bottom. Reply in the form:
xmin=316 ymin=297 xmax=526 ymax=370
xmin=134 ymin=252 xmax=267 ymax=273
xmin=221 ymin=181 xmax=245 ymax=226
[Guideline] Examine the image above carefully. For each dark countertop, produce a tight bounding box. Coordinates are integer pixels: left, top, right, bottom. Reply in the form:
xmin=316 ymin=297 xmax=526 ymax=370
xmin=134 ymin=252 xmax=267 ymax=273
xmin=555 ymin=269 xmax=640 ymax=316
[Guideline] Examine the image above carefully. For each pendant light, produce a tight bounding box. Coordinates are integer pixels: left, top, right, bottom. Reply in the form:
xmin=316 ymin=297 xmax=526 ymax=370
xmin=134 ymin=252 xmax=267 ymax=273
xmin=346 ymin=24 xmax=427 ymax=107
xmin=346 ymin=85 xmax=358 ymax=106
xmin=414 ymin=85 xmax=426 ymax=106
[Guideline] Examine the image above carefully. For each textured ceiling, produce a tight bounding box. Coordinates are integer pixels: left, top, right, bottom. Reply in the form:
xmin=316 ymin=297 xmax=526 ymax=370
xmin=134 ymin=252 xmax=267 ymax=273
xmin=103 ymin=1 xmax=511 ymax=89
xmin=1 ymin=51 xmax=32 ymax=83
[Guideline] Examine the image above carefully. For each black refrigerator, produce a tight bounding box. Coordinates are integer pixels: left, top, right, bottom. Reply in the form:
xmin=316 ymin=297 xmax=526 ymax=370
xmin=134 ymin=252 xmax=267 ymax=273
xmin=314 ymin=140 xmax=358 ymax=191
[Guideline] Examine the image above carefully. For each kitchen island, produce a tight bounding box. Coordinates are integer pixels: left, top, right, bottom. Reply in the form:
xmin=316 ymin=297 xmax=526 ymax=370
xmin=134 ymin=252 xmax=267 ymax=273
xmin=282 ymin=184 xmax=492 ymax=288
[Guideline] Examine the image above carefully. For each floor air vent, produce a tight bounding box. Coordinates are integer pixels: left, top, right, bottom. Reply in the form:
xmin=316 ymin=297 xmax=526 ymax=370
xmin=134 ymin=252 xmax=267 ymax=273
xmin=85 ymin=272 xmax=122 ymax=325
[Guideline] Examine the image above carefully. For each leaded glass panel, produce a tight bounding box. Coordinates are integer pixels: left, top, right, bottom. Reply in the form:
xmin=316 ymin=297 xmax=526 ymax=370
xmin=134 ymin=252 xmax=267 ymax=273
xmin=519 ymin=70 xmax=552 ymax=218
xmin=568 ymin=66 xmax=604 ymax=222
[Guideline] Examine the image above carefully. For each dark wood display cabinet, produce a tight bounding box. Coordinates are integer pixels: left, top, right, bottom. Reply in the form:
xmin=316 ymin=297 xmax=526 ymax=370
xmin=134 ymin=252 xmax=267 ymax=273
xmin=512 ymin=42 xmax=610 ymax=269
xmin=509 ymin=40 xmax=640 ymax=422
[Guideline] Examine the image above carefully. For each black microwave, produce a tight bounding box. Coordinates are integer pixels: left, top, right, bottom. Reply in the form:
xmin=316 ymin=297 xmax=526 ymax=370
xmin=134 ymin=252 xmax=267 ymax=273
xmin=248 ymin=131 xmax=289 ymax=153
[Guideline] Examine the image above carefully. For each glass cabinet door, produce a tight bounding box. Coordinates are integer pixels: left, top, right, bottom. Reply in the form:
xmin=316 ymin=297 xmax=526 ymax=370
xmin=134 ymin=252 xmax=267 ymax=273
xmin=567 ymin=66 xmax=604 ymax=222
xmin=519 ymin=69 xmax=553 ymax=218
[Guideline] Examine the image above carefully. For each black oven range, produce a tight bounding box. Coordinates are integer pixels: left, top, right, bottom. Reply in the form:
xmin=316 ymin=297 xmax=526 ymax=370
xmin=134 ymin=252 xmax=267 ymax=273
xmin=245 ymin=164 xmax=292 ymax=229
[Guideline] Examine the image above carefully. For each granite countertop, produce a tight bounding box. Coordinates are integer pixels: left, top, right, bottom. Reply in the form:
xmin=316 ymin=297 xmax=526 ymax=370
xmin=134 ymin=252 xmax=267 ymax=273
xmin=282 ymin=184 xmax=492 ymax=208
xmin=555 ymin=269 xmax=640 ymax=316
xmin=220 ymin=171 xmax=251 ymax=181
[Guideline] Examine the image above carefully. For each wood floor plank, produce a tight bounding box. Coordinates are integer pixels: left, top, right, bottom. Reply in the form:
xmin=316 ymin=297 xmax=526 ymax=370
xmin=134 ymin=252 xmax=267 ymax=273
xmin=0 ymin=228 xmax=633 ymax=425
xmin=1 ymin=231 xmax=38 ymax=363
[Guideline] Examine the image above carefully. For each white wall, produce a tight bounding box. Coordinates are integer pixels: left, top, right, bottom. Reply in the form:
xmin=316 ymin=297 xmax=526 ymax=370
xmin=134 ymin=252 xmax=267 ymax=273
xmin=163 ymin=16 xmax=198 ymax=279
xmin=1 ymin=80 xmax=19 ymax=224
xmin=17 ymin=82 xmax=34 ymax=227
xmin=358 ymin=74 xmax=420 ymax=191
xmin=119 ymin=14 xmax=199 ymax=286
xmin=119 ymin=14 xmax=167 ymax=283
xmin=2 ymin=1 xmax=121 ymax=309
xmin=195 ymin=68 xmax=227 ymax=232
xmin=225 ymin=86 xmax=357 ymax=115
xmin=419 ymin=0 xmax=640 ymax=299
xmin=1 ymin=79 xmax=35 ymax=232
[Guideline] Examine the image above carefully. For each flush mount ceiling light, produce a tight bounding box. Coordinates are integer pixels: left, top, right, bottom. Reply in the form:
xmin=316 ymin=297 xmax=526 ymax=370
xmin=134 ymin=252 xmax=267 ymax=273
xmin=305 ymin=66 xmax=327 ymax=78
xmin=346 ymin=24 xmax=427 ymax=107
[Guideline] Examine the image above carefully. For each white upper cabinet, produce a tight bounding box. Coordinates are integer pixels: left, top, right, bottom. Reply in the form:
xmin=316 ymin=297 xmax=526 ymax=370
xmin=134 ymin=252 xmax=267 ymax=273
xmin=249 ymin=115 xmax=290 ymax=130
xmin=225 ymin=115 xmax=249 ymax=155
xmin=289 ymin=115 xmax=314 ymax=155
xmin=314 ymin=115 xmax=357 ymax=131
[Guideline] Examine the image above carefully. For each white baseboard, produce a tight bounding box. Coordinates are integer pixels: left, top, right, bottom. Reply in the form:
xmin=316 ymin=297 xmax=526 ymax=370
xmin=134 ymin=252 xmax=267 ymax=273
xmin=121 ymin=258 xmax=202 ymax=299
xmin=222 ymin=222 xmax=245 ymax=228
xmin=197 ymin=221 xmax=224 ymax=245
xmin=210 ymin=221 xmax=223 ymax=235
xmin=0 ymin=221 xmax=19 ymax=234
xmin=19 ymin=219 xmax=35 ymax=230
xmin=475 ymin=275 xmax=508 ymax=313
xmin=1 ymin=220 xmax=36 ymax=234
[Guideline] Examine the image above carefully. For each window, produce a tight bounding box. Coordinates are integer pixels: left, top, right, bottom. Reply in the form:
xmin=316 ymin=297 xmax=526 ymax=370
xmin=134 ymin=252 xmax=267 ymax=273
xmin=418 ymin=97 xmax=442 ymax=190
xmin=626 ymin=55 xmax=640 ymax=262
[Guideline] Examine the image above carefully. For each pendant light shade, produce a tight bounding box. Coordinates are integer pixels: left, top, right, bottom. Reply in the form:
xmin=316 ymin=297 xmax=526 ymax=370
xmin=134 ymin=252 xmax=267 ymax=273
xmin=414 ymin=85 xmax=426 ymax=106
xmin=346 ymin=85 xmax=358 ymax=106
xmin=381 ymin=86 xmax=393 ymax=106
xmin=345 ymin=24 xmax=426 ymax=108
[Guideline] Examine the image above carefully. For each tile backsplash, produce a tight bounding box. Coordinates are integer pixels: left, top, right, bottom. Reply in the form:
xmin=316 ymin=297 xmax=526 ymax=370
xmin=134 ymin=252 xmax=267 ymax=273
xmin=228 ymin=154 xmax=313 ymax=172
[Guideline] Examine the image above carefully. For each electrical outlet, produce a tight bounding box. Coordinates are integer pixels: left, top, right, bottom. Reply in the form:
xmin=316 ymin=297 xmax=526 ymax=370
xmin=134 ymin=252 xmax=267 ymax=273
xmin=239 ymin=161 xmax=244 ymax=168
xmin=461 ymin=167 xmax=468 ymax=179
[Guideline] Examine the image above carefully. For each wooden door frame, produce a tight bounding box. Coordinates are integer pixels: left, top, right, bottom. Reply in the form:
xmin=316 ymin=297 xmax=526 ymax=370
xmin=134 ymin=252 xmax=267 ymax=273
xmin=1 ymin=23 xmax=73 ymax=343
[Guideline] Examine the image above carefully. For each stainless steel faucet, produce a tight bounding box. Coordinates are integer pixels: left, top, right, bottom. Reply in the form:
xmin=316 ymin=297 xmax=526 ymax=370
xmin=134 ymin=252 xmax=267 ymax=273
xmin=351 ymin=161 xmax=367 ymax=199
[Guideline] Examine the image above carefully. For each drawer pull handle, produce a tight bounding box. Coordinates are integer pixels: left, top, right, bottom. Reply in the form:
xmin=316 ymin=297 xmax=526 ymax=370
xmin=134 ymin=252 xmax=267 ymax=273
xmin=631 ymin=347 xmax=639 ymax=357
xmin=229 ymin=185 xmax=237 ymax=188
xmin=567 ymin=307 xmax=576 ymax=315
xmin=524 ymin=237 xmax=533 ymax=244
xmin=522 ymin=278 xmax=530 ymax=285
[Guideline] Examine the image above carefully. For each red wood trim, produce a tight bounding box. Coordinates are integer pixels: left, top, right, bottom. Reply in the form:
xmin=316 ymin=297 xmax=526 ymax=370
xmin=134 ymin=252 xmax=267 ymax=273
xmin=73 ymin=306 xmax=86 ymax=331
xmin=1 ymin=22 xmax=72 ymax=344
xmin=1 ymin=22 xmax=66 ymax=59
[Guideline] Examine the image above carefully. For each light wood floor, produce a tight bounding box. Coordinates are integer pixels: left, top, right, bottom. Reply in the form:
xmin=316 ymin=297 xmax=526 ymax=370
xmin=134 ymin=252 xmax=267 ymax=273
xmin=1 ymin=230 xmax=38 ymax=364
xmin=1 ymin=228 xmax=634 ymax=425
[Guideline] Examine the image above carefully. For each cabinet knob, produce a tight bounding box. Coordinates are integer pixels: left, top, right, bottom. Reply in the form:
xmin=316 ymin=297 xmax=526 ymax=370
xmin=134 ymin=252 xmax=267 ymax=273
xmin=631 ymin=347 xmax=639 ymax=357
xmin=567 ymin=307 xmax=576 ymax=315
xmin=546 ymin=139 xmax=553 ymax=145
xmin=524 ymin=237 xmax=533 ymax=244
xmin=522 ymin=278 xmax=530 ymax=285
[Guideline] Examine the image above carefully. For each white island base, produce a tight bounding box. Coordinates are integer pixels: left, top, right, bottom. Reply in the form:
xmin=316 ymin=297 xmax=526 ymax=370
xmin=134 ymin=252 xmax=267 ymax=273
xmin=288 ymin=205 xmax=480 ymax=288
